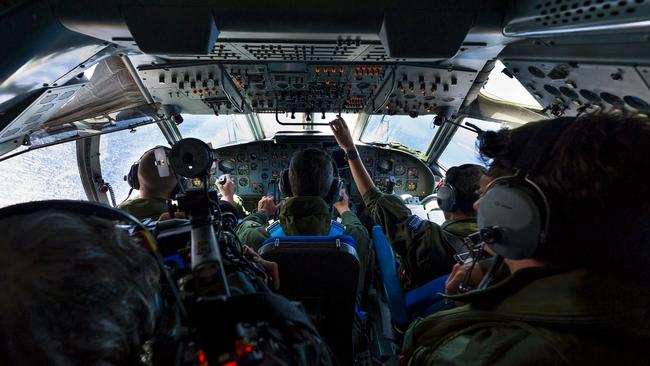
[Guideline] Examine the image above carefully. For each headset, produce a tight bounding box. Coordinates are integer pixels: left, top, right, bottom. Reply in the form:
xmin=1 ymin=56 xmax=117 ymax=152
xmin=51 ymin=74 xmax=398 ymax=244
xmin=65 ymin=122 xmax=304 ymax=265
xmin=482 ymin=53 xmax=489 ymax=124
xmin=435 ymin=179 xmax=457 ymax=213
xmin=125 ymin=146 xmax=171 ymax=190
xmin=477 ymin=117 xmax=575 ymax=260
xmin=125 ymin=146 xmax=184 ymax=200
xmin=279 ymin=151 xmax=343 ymax=205
xmin=436 ymin=164 xmax=485 ymax=213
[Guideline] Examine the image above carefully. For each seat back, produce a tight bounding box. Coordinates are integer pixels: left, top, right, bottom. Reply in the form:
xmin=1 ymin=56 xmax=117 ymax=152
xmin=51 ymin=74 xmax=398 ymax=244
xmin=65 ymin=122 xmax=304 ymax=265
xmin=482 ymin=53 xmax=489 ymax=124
xmin=371 ymin=225 xmax=410 ymax=329
xmin=259 ymin=234 xmax=359 ymax=365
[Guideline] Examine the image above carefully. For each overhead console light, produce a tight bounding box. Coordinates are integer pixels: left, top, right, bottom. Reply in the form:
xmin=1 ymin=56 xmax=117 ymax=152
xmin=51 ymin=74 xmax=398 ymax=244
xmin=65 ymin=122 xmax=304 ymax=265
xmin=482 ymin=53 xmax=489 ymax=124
xmin=504 ymin=0 xmax=650 ymax=37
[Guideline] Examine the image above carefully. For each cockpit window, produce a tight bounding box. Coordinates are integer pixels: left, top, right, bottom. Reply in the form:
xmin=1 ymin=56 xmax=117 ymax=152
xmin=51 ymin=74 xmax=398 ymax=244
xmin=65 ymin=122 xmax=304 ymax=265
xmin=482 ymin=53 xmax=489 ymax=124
xmin=436 ymin=118 xmax=503 ymax=169
xmin=100 ymin=123 xmax=169 ymax=203
xmin=360 ymin=114 xmax=438 ymax=156
xmin=177 ymin=114 xmax=255 ymax=147
xmin=0 ymin=141 xmax=86 ymax=207
xmin=258 ymin=113 xmax=358 ymax=138
xmin=480 ymin=60 xmax=543 ymax=110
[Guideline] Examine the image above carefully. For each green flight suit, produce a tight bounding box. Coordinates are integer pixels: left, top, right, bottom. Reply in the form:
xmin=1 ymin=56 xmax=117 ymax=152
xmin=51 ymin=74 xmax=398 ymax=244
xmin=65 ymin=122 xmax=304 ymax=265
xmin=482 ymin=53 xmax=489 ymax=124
xmin=118 ymin=195 xmax=247 ymax=222
xmin=235 ymin=196 xmax=371 ymax=293
xmin=362 ymin=187 xmax=478 ymax=289
xmin=118 ymin=197 xmax=168 ymax=221
xmin=403 ymin=267 xmax=650 ymax=365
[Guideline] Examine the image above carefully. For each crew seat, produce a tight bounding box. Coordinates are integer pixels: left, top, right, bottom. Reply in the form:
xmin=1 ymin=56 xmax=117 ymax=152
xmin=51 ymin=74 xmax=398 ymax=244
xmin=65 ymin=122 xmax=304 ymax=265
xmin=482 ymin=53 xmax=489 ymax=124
xmin=258 ymin=221 xmax=360 ymax=365
xmin=372 ymin=225 xmax=453 ymax=330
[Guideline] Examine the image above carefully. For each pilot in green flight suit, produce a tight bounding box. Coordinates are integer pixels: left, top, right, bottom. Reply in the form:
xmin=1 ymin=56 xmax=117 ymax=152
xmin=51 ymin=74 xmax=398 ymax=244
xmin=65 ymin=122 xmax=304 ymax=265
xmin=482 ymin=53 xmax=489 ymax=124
xmin=329 ymin=117 xmax=486 ymax=289
xmin=119 ymin=150 xmax=248 ymax=221
xmin=235 ymin=148 xmax=371 ymax=293
xmin=118 ymin=148 xmax=178 ymax=221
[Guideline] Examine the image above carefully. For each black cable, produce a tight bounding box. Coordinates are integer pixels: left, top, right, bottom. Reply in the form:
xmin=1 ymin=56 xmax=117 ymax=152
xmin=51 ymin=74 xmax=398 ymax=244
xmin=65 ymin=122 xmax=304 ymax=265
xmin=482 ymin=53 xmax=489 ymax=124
xmin=106 ymin=182 xmax=117 ymax=207
xmin=458 ymin=247 xmax=485 ymax=293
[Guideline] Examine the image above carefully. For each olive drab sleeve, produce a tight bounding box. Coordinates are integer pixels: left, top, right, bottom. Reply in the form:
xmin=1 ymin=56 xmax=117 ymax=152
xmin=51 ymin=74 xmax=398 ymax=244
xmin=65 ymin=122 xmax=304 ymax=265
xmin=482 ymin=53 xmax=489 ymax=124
xmin=234 ymin=212 xmax=271 ymax=251
xmin=362 ymin=187 xmax=455 ymax=288
xmin=340 ymin=210 xmax=372 ymax=293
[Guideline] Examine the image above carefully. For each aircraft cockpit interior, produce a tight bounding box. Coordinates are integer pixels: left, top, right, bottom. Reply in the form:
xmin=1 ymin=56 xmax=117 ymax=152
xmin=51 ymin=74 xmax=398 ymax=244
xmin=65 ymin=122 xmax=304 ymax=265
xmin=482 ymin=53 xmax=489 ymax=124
xmin=2 ymin=0 xmax=650 ymax=365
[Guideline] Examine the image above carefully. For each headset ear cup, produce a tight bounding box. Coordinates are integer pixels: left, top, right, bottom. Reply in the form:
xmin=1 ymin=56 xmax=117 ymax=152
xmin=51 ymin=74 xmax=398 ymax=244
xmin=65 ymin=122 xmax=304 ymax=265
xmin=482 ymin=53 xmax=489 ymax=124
xmin=477 ymin=179 xmax=545 ymax=259
xmin=127 ymin=163 xmax=140 ymax=190
xmin=325 ymin=179 xmax=343 ymax=205
xmin=279 ymin=169 xmax=292 ymax=198
xmin=436 ymin=185 xmax=457 ymax=212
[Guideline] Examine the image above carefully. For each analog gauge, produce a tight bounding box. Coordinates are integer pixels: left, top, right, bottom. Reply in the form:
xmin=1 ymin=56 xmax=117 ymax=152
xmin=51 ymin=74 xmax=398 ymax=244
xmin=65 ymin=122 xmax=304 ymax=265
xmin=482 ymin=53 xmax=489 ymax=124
xmin=218 ymin=157 xmax=236 ymax=174
xmin=261 ymin=173 xmax=269 ymax=180
xmin=395 ymin=178 xmax=403 ymax=187
xmin=364 ymin=158 xmax=374 ymax=166
xmin=407 ymin=168 xmax=419 ymax=179
xmin=250 ymin=163 xmax=258 ymax=171
xmin=250 ymin=153 xmax=258 ymax=160
xmin=237 ymin=152 xmax=247 ymax=162
xmin=377 ymin=159 xmax=393 ymax=174
xmin=238 ymin=164 xmax=249 ymax=175
xmin=239 ymin=177 xmax=249 ymax=187
xmin=406 ymin=181 xmax=418 ymax=191
xmin=394 ymin=164 xmax=406 ymax=176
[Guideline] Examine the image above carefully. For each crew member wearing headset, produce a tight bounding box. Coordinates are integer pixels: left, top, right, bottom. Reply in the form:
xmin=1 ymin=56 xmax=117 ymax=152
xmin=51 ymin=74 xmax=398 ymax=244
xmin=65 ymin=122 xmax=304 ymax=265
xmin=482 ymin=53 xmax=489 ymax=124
xmin=235 ymin=148 xmax=370 ymax=284
xmin=330 ymin=117 xmax=485 ymax=289
xmin=119 ymin=147 xmax=179 ymax=220
xmin=404 ymin=114 xmax=650 ymax=364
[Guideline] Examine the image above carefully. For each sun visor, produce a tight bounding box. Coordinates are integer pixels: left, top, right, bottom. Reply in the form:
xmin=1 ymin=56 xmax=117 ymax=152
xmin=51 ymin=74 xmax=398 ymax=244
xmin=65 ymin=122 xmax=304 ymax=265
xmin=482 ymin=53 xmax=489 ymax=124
xmin=466 ymin=94 xmax=548 ymax=126
xmin=379 ymin=7 xmax=475 ymax=59
xmin=44 ymin=56 xmax=150 ymax=128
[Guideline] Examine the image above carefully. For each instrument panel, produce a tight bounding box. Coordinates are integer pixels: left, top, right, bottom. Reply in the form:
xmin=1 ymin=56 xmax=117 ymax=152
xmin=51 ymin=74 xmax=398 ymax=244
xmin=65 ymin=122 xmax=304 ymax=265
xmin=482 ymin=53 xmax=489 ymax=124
xmin=212 ymin=138 xmax=434 ymax=199
xmin=138 ymin=62 xmax=477 ymax=118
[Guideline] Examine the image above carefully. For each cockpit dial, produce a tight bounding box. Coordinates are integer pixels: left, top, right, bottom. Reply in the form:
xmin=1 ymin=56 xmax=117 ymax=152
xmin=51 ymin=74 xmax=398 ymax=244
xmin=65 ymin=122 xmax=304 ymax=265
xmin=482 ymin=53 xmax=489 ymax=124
xmin=377 ymin=159 xmax=393 ymax=174
xmin=394 ymin=164 xmax=406 ymax=176
xmin=218 ymin=157 xmax=236 ymax=174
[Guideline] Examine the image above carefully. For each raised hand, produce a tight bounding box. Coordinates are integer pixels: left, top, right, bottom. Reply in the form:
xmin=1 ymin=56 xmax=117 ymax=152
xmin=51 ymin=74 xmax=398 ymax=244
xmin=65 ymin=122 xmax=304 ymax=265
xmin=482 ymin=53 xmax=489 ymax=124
xmin=329 ymin=116 xmax=356 ymax=152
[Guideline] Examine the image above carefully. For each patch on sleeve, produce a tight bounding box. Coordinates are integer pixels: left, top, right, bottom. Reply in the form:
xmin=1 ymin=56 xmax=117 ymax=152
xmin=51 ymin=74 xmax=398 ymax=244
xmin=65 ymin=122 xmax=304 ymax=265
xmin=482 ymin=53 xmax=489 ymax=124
xmin=406 ymin=215 xmax=425 ymax=232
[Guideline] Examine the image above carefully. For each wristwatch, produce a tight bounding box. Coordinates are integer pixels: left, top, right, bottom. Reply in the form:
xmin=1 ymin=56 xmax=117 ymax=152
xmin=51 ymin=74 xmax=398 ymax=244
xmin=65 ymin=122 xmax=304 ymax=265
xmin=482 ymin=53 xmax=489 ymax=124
xmin=344 ymin=148 xmax=359 ymax=161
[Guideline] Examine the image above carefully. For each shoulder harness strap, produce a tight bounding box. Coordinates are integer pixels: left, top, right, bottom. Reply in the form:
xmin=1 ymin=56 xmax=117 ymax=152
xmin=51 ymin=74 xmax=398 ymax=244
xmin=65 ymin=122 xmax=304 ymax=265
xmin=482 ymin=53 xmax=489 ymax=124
xmin=267 ymin=220 xmax=345 ymax=238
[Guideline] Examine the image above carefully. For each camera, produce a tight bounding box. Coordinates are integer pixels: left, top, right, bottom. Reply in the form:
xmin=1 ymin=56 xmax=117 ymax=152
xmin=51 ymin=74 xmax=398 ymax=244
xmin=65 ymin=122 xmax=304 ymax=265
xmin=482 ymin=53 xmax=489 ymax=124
xmin=158 ymin=138 xmax=332 ymax=366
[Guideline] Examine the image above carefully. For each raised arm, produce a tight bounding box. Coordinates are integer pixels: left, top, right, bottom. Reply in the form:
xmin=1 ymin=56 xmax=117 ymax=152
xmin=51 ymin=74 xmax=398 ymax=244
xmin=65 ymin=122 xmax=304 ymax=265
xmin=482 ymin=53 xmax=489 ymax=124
xmin=329 ymin=116 xmax=375 ymax=195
